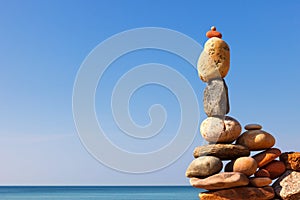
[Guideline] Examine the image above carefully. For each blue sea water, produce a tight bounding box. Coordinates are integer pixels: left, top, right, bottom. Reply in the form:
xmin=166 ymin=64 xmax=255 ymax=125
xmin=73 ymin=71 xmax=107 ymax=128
xmin=0 ymin=186 xmax=203 ymax=200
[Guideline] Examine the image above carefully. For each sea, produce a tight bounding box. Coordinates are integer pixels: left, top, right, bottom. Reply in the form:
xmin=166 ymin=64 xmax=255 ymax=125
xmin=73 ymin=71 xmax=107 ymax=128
xmin=0 ymin=186 xmax=204 ymax=200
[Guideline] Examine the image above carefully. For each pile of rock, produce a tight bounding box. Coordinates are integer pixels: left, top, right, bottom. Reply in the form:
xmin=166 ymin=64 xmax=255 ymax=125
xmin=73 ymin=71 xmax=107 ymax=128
xmin=185 ymin=26 xmax=300 ymax=200
xmin=273 ymin=152 xmax=300 ymax=199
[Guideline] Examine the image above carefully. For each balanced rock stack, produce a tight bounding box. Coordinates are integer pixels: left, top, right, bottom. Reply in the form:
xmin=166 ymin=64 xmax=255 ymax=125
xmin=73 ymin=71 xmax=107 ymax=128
xmin=185 ymin=26 xmax=300 ymax=200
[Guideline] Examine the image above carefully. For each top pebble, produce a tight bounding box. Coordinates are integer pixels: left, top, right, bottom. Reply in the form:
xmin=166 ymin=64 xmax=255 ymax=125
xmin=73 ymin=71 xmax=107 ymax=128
xmin=206 ymin=26 xmax=222 ymax=38
xmin=244 ymin=124 xmax=262 ymax=130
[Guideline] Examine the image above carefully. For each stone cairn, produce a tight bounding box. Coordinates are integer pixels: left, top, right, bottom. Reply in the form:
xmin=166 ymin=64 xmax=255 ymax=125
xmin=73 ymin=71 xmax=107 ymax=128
xmin=185 ymin=26 xmax=300 ymax=200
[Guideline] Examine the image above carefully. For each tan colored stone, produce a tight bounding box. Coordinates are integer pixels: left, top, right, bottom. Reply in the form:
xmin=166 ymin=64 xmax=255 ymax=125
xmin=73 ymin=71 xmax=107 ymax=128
xmin=190 ymin=172 xmax=249 ymax=190
xmin=273 ymin=170 xmax=300 ymax=200
xmin=280 ymin=152 xmax=300 ymax=171
xmin=262 ymin=160 xmax=286 ymax=180
xmin=244 ymin=123 xmax=262 ymax=130
xmin=200 ymin=116 xmax=241 ymax=143
xmin=197 ymin=37 xmax=230 ymax=82
xmin=233 ymin=157 xmax=257 ymax=176
xmin=199 ymin=186 xmax=275 ymax=200
xmin=252 ymin=148 xmax=281 ymax=168
xmin=250 ymin=177 xmax=272 ymax=187
xmin=186 ymin=156 xmax=222 ymax=178
xmin=193 ymin=144 xmax=250 ymax=160
xmin=236 ymin=130 xmax=275 ymax=151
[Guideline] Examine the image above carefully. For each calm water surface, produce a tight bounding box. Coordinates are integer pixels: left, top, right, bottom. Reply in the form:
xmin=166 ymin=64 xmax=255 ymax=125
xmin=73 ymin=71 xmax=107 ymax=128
xmin=0 ymin=186 xmax=203 ymax=200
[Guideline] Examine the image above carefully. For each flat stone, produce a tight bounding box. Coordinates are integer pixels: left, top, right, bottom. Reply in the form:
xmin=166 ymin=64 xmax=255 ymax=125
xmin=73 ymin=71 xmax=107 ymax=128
xmin=200 ymin=116 xmax=241 ymax=143
xmin=197 ymin=37 xmax=230 ymax=82
xmin=203 ymin=78 xmax=229 ymax=117
xmin=255 ymin=169 xmax=271 ymax=178
xmin=199 ymin=186 xmax=275 ymax=200
xmin=273 ymin=170 xmax=300 ymax=200
xmin=193 ymin=144 xmax=250 ymax=160
xmin=262 ymin=160 xmax=286 ymax=180
xmin=236 ymin=130 xmax=275 ymax=151
xmin=252 ymin=148 xmax=281 ymax=168
xmin=244 ymin=124 xmax=262 ymax=130
xmin=190 ymin=172 xmax=249 ymax=190
xmin=250 ymin=177 xmax=272 ymax=187
xmin=280 ymin=152 xmax=300 ymax=171
xmin=232 ymin=157 xmax=257 ymax=176
xmin=186 ymin=156 xmax=222 ymax=178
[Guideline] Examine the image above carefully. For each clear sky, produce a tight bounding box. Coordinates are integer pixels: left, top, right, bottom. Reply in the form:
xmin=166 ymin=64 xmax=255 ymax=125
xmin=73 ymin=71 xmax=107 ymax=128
xmin=0 ymin=0 xmax=300 ymax=185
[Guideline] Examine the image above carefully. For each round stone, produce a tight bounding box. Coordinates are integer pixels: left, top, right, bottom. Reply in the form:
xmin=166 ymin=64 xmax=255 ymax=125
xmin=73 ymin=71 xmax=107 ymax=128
xmin=197 ymin=37 xmax=230 ymax=82
xmin=244 ymin=124 xmax=262 ymax=130
xmin=233 ymin=157 xmax=258 ymax=176
xmin=236 ymin=130 xmax=275 ymax=151
xmin=262 ymin=160 xmax=286 ymax=180
xmin=200 ymin=116 xmax=242 ymax=143
xmin=186 ymin=156 xmax=223 ymax=178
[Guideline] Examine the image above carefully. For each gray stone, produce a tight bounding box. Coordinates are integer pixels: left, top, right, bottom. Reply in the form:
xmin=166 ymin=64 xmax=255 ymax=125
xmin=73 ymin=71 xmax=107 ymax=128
xmin=186 ymin=156 xmax=222 ymax=178
xmin=193 ymin=144 xmax=250 ymax=160
xmin=203 ymin=78 xmax=229 ymax=117
xmin=273 ymin=170 xmax=300 ymax=200
xmin=190 ymin=172 xmax=249 ymax=190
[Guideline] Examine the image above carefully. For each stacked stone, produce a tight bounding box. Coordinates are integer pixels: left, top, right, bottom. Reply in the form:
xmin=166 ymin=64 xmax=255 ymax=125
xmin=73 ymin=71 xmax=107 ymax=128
xmin=185 ymin=26 xmax=300 ymax=200
xmin=185 ymin=27 xmax=277 ymax=200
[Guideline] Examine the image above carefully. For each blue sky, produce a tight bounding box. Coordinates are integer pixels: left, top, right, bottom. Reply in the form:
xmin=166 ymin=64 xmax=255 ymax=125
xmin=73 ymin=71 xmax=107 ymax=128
xmin=0 ymin=0 xmax=300 ymax=185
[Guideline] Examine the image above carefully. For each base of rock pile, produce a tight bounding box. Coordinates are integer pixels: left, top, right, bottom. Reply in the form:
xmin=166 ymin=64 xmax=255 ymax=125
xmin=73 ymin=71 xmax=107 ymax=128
xmin=199 ymin=186 xmax=275 ymax=200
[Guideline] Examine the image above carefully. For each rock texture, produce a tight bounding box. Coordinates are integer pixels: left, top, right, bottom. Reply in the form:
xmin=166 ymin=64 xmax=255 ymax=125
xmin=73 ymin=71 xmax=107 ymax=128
xmin=193 ymin=144 xmax=250 ymax=160
xmin=203 ymin=78 xmax=229 ymax=117
xmin=236 ymin=130 xmax=275 ymax=151
xmin=273 ymin=170 xmax=300 ymax=200
xmin=280 ymin=152 xmax=300 ymax=171
xmin=262 ymin=160 xmax=286 ymax=180
xmin=252 ymin=148 xmax=281 ymax=168
xmin=197 ymin=37 xmax=230 ymax=82
xmin=186 ymin=156 xmax=222 ymax=178
xmin=232 ymin=157 xmax=257 ymax=176
xmin=190 ymin=172 xmax=249 ymax=190
xmin=200 ymin=116 xmax=241 ymax=143
xmin=199 ymin=186 xmax=275 ymax=200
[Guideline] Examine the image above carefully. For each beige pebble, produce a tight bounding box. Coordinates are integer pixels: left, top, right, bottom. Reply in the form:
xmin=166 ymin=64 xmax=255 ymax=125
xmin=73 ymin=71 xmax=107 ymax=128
xmin=200 ymin=116 xmax=241 ymax=143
